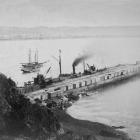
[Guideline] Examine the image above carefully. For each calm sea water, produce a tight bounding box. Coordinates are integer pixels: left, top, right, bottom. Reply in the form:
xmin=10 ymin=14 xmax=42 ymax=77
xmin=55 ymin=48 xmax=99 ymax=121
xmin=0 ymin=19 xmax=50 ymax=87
xmin=0 ymin=38 xmax=140 ymax=139
xmin=67 ymin=78 xmax=140 ymax=140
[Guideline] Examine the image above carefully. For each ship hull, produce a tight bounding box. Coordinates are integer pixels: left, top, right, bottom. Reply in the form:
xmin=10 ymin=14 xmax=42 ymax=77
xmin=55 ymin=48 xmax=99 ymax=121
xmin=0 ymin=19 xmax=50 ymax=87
xmin=21 ymin=63 xmax=43 ymax=73
xmin=21 ymin=68 xmax=40 ymax=73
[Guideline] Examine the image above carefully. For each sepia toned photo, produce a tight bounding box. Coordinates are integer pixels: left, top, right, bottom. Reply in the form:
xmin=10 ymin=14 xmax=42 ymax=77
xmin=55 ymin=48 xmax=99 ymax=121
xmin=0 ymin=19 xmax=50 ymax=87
xmin=0 ymin=0 xmax=140 ymax=140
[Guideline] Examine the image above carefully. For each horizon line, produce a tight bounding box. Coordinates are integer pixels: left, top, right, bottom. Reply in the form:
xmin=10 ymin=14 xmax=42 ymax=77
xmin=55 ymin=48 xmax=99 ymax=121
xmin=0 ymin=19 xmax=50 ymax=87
xmin=0 ymin=25 xmax=140 ymax=29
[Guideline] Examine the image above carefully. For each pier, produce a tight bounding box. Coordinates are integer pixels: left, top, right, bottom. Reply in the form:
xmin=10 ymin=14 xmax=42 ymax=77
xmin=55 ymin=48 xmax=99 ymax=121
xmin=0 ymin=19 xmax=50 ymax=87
xmin=17 ymin=61 xmax=140 ymax=101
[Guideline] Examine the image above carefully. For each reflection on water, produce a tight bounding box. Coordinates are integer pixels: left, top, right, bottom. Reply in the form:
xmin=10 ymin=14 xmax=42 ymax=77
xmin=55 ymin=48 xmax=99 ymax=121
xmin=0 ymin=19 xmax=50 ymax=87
xmin=67 ymin=78 xmax=140 ymax=140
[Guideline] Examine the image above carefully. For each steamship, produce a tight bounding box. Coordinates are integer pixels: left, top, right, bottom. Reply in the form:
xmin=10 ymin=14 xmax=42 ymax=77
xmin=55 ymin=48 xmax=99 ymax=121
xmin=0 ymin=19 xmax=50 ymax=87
xmin=18 ymin=51 xmax=140 ymax=101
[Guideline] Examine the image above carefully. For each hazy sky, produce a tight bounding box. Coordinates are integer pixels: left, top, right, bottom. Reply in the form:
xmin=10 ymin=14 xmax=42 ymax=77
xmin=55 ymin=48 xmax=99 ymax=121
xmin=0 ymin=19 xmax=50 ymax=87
xmin=0 ymin=0 xmax=140 ymax=27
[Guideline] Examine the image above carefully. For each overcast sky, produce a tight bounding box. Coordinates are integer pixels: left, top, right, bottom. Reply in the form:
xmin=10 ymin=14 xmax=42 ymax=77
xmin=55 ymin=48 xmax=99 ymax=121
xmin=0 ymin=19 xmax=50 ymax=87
xmin=0 ymin=0 xmax=140 ymax=27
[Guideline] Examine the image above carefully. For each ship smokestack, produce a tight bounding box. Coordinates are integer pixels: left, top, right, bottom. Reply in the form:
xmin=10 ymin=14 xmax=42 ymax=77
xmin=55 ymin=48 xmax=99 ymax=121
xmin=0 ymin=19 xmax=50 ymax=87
xmin=73 ymin=65 xmax=76 ymax=74
xmin=72 ymin=52 xmax=93 ymax=74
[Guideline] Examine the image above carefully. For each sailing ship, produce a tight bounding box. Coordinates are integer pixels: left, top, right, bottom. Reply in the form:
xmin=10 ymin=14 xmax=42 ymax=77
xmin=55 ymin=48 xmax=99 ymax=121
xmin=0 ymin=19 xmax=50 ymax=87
xmin=21 ymin=49 xmax=47 ymax=73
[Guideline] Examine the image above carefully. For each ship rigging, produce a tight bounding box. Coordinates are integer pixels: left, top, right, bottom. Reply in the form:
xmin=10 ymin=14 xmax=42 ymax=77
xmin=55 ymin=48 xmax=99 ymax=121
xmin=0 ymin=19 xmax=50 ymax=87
xmin=21 ymin=49 xmax=48 ymax=73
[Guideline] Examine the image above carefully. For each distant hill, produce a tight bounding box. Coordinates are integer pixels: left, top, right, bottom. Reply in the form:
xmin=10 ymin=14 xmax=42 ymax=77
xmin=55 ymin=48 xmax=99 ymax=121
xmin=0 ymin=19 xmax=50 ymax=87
xmin=0 ymin=26 xmax=140 ymax=40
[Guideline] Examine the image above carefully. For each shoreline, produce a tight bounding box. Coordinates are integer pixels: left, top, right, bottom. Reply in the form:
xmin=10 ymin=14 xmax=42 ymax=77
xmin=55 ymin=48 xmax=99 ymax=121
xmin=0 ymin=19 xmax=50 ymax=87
xmin=58 ymin=77 xmax=140 ymax=140
xmin=54 ymin=109 xmax=133 ymax=140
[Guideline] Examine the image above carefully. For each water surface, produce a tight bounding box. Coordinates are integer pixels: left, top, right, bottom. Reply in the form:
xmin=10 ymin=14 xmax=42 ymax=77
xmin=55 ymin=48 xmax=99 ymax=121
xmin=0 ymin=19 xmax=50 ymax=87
xmin=68 ymin=78 xmax=140 ymax=140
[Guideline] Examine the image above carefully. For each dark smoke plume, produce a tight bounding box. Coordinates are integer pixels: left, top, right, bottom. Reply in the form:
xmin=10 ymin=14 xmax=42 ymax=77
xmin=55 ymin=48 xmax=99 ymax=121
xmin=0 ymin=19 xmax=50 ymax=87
xmin=72 ymin=53 xmax=92 ymax=67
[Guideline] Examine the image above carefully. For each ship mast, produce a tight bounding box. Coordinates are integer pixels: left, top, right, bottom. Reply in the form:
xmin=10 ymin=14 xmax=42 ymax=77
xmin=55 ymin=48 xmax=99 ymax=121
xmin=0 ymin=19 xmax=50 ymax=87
xmin=34 ymin=49 xmax=38 ymax=63
xmin=36 ymin=49 xmax=38 ymax=63
xmin=83 ymin=60 xmax=86 ymax=72
xmin=29 ymin=49 xmax=31 ymax=63
xmin=52 ymin=49 xmax=62 ymax=76
xmin=59 ymin=49 xmax=62 ymax=75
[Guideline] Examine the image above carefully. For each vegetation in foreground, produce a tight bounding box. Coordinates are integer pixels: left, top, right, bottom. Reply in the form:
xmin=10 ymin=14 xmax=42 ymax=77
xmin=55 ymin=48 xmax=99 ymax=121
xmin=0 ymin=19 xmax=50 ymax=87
xmin=0 ymin=73 xmax=133 ymax=140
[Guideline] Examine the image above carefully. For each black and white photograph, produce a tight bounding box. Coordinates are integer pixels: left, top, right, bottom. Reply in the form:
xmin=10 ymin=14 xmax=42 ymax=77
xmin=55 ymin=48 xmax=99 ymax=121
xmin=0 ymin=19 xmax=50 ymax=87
xmin=0 ymin=0 xmax=140 ymax=140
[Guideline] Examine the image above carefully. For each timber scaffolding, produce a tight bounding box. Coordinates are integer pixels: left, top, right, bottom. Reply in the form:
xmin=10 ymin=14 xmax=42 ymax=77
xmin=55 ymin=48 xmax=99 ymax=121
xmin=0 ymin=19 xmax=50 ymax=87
xmin=17 ymin=61 xmax=140 ymax=101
